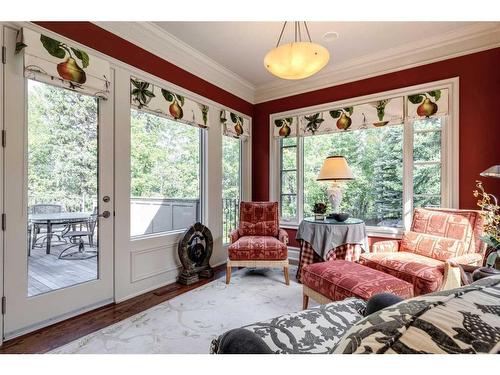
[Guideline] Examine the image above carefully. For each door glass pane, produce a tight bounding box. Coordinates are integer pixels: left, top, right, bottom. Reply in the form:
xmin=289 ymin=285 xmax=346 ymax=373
xmin=130 ymin=109 xmax=201 ymax=237
xmin=27 ymin=80 xmax=99 ymax=297
xmin=222 ymin=136 xmax=241 ymax=244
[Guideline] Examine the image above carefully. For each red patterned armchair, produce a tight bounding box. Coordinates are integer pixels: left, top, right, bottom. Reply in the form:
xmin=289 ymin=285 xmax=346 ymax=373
xmin=360 ymin=208 xmax=486 ymax=296
xmin=226 ymin=201 xmax=290 ymax=285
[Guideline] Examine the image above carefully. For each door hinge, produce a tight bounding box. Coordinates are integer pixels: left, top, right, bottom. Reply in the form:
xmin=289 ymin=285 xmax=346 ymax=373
xmin=1 ymin=213 xmax=5 ymax=231
xmin=1 ymin=297 xmax=5 ymax=315
xmin=1 ymin=46 xmax=6 ymax=64
xmin=1 ymin=130 xmax=5 ymax=148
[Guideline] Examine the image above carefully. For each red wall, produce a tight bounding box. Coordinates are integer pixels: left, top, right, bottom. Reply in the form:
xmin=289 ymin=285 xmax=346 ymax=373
xmin=34 ymin=22 xmax=254 ymax=117
xmin=253 ymin=48 xmax=500 ymax=209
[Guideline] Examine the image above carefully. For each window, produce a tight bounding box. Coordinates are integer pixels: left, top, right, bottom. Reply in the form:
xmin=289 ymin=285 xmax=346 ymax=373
xmin=130 ymin=109 xmax=202 ymax=237
xmin=303 ymin=124 xmax=404 ymax=227
xmin=272 ymin=81 xmax=456 ymax=233
xmin=280 ymin=137 xmax=298 ymax=221
xmin=222 ymin=136 xmax=242 ymax=244
xmin=413 ymin=118 xmax=442 ymax=208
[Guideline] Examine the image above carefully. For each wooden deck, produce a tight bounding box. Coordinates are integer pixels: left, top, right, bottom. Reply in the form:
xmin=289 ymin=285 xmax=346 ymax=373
xmin=28 ymin=243 xmax=98 ymax=297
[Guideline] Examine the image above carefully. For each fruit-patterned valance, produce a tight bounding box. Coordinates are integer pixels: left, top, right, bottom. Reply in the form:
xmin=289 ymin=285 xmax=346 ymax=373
xmin=130 ymin=77 xmax=209 ymax=129
xmin=274 ymin=88 xmax=449 ymax=138
xmin=17 ymin=28 xmax=111 ymax=99
xmin=273 ymin=117 xmax=298 ymax=138
xmin=407 ymin=88 xmax=449 ymax=120
xmin=220 ymin=110 xmax=251 ymax=139
xmin=297 ymin=97 xmax=405 ymax=137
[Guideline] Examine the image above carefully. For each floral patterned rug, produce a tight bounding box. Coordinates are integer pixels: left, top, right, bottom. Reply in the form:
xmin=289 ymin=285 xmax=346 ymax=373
xmin=51 ymin=266 xmax=311 ymax=354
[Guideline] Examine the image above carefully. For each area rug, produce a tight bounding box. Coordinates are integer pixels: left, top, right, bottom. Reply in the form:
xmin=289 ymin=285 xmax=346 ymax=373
xmin=51 ymin=266 xmax=314 ymax=354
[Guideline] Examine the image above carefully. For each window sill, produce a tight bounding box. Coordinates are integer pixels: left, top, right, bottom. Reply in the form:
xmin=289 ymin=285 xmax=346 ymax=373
xmin=279 ymin=222 xmax=404 ymax=239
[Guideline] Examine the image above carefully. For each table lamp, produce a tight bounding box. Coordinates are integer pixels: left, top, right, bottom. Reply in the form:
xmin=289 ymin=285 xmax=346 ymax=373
xmin=317 ymin=156 xmax=355 ymax=217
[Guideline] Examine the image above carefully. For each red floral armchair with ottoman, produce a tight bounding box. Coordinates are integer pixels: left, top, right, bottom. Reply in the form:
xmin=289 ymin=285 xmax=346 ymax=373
xmin=300 ymin=208 xmax=486 ymax=308
xmin=226 ymin=201 xmax=290 ymax=285
xmin=360 ymin=208 xmax=486 ymax=296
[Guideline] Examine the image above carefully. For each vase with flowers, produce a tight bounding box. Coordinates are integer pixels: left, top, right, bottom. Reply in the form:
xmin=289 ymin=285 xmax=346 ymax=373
xmin=473 ymin=181 xmax=500 ymax=271
xmin=312 ymin=202 xmax=327 ymax=221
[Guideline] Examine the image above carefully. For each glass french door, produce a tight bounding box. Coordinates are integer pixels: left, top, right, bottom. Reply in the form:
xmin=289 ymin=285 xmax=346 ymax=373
xmin=2 ymin=26 xmax=114 ymax=339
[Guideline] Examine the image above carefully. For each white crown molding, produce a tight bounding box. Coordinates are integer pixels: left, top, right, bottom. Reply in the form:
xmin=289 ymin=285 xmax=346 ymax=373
xmin=93 ymin=21 xmax=257 ymax=104
xmin=255 ymin=22 xmax=500 ymax=103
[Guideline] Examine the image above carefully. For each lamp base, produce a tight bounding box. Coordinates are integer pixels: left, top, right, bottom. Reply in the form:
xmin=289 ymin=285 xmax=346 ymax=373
xmin=327 ymin=182 xmax=343 ymax=213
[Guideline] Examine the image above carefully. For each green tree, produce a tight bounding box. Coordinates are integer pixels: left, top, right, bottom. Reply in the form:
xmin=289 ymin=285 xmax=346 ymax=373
xmin=28 ymin=80 xmax=98 ymax=212
xmin=130 ymin=110 xmax=200 ymax=200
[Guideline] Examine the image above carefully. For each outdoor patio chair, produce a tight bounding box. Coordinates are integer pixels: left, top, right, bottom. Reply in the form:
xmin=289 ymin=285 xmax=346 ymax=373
xmin=29 ymin=203 xmax=68 ymax=252
xmin=59 ymin=208 xmax=98 ymax=260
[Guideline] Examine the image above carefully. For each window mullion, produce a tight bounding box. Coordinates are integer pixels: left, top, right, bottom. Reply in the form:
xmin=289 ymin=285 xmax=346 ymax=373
xmin=403 ymin=119 xmax=414 ymax=231
xmin=297 ymin=136 xmax=304 ymax=224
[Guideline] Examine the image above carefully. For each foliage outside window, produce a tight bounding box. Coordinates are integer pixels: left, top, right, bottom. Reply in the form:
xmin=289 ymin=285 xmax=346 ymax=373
xmin=130 ymin=109 xmax=201 ymax=237
xmin=28 ymin=80 xmax=98 ymax=212
xmin=222 ymin=136 xmax=242 ymax=244
xmin=280 ymin=137 xmax=298 ymax=220
xmin=278 ymin=118 xmax=443 ymax=230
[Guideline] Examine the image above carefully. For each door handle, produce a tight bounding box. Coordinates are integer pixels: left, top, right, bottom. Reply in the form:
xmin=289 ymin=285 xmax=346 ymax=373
xmin=98 ymin=211 xmax=111 ymax=219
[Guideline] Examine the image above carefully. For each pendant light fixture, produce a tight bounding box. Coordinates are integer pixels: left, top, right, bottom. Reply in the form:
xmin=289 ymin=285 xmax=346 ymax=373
xmin=264 ymin=21 xmax=330 ymax=80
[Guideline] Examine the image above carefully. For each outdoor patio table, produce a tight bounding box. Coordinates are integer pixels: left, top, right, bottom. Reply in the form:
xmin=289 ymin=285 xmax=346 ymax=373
xmin=29 ymin=212 xmax=92 ymax=254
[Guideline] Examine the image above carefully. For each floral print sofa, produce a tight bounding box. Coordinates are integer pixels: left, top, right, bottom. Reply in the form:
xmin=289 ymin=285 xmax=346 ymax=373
xmin=210 ymin=275 xmax=500 ymax=354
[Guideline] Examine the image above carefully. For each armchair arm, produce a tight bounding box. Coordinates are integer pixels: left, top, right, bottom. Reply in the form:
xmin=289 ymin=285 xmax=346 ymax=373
xmin=278 ymin=228 xmax=289 ymax=245
xmin=441 ymin=253 xmax=484 ymax=291
xmin=229 ymin=229 xmax=240 ymax=244
xmin=447 ymin=252 xmax=484 ymax=267
xmin=371 ymin=240 xmax=401 ymax=253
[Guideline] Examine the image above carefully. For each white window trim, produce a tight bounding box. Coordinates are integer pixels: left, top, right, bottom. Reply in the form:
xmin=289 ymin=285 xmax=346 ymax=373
xmin=269 ymin=78 xmax=459 ymax=237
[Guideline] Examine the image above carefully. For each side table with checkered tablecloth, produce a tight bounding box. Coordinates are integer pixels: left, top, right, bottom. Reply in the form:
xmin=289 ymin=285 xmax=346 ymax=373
xmin=295 ymin=217 xmax=368 ymax=283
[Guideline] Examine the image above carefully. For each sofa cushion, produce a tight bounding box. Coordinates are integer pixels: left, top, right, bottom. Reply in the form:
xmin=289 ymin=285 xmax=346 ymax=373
xmin=238 ymin=201 xmax=279 ymax=237
xmin=411 ymin=208 xmax=483 ymax=254
xmin=333 ymin=275 xmax=500 ymax=354
xmin=359 ymin=252 xmax=444 ymax=295
xmin=302 ymin=260 xmax=414 ymax=301
xmin=401 ymin=231 xmax=466 ymax=260
xmin=210 ymin=297 xmax=366 ymax=354
xmin=228 ymin=236 xmax=287 ymax=261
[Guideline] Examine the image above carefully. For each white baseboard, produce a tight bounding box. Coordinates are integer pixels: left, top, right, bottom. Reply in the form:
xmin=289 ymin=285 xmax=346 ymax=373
xmin=115 ymin=259 xmax=227 ymax=303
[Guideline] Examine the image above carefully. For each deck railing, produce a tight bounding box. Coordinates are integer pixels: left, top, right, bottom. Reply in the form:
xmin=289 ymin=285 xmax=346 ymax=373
xmin=223 ymin=198 xmax=239 ymax=244
xmin=130 ymin=197 xmax=200 ymax=237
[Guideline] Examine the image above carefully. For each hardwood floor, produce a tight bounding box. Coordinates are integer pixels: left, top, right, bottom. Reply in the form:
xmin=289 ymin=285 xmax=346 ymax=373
xmin=0 ymin=264 xmax=226 ymax=354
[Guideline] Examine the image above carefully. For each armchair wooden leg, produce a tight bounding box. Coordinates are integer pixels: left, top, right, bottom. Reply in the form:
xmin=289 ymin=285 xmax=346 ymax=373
xmin=284 ymin=266 xmax=290 ymax=285
xmin=226 ymin=264 xmax=232 ymax=285
xmin=303 ymin=294 xmax=309 ymax=310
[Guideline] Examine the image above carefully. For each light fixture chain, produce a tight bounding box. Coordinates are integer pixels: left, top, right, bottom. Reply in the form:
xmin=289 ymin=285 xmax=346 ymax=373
xmin=304 ymin=21 xmax=312 ymax=43
xmin=276 ymin=21 xmax=287 ymax=48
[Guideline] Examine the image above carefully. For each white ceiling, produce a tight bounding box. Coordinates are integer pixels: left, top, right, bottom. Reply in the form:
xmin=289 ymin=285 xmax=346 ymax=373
xmin=154 ymin=22 xmax=472 ymax=86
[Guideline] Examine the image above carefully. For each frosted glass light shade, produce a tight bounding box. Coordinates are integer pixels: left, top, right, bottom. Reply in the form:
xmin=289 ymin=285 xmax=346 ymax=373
xmin=264 ymin=42 xmax=330 ymax=80
xmin=317 ymin=156 xmax=354 ymax=181
xmin=480 ymin=165 xmax=500 ymax=178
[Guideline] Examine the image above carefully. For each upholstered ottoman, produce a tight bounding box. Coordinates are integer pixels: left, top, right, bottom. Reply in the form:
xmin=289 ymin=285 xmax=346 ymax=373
xmin=302 ymin=260 xmax=414 ymax=308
